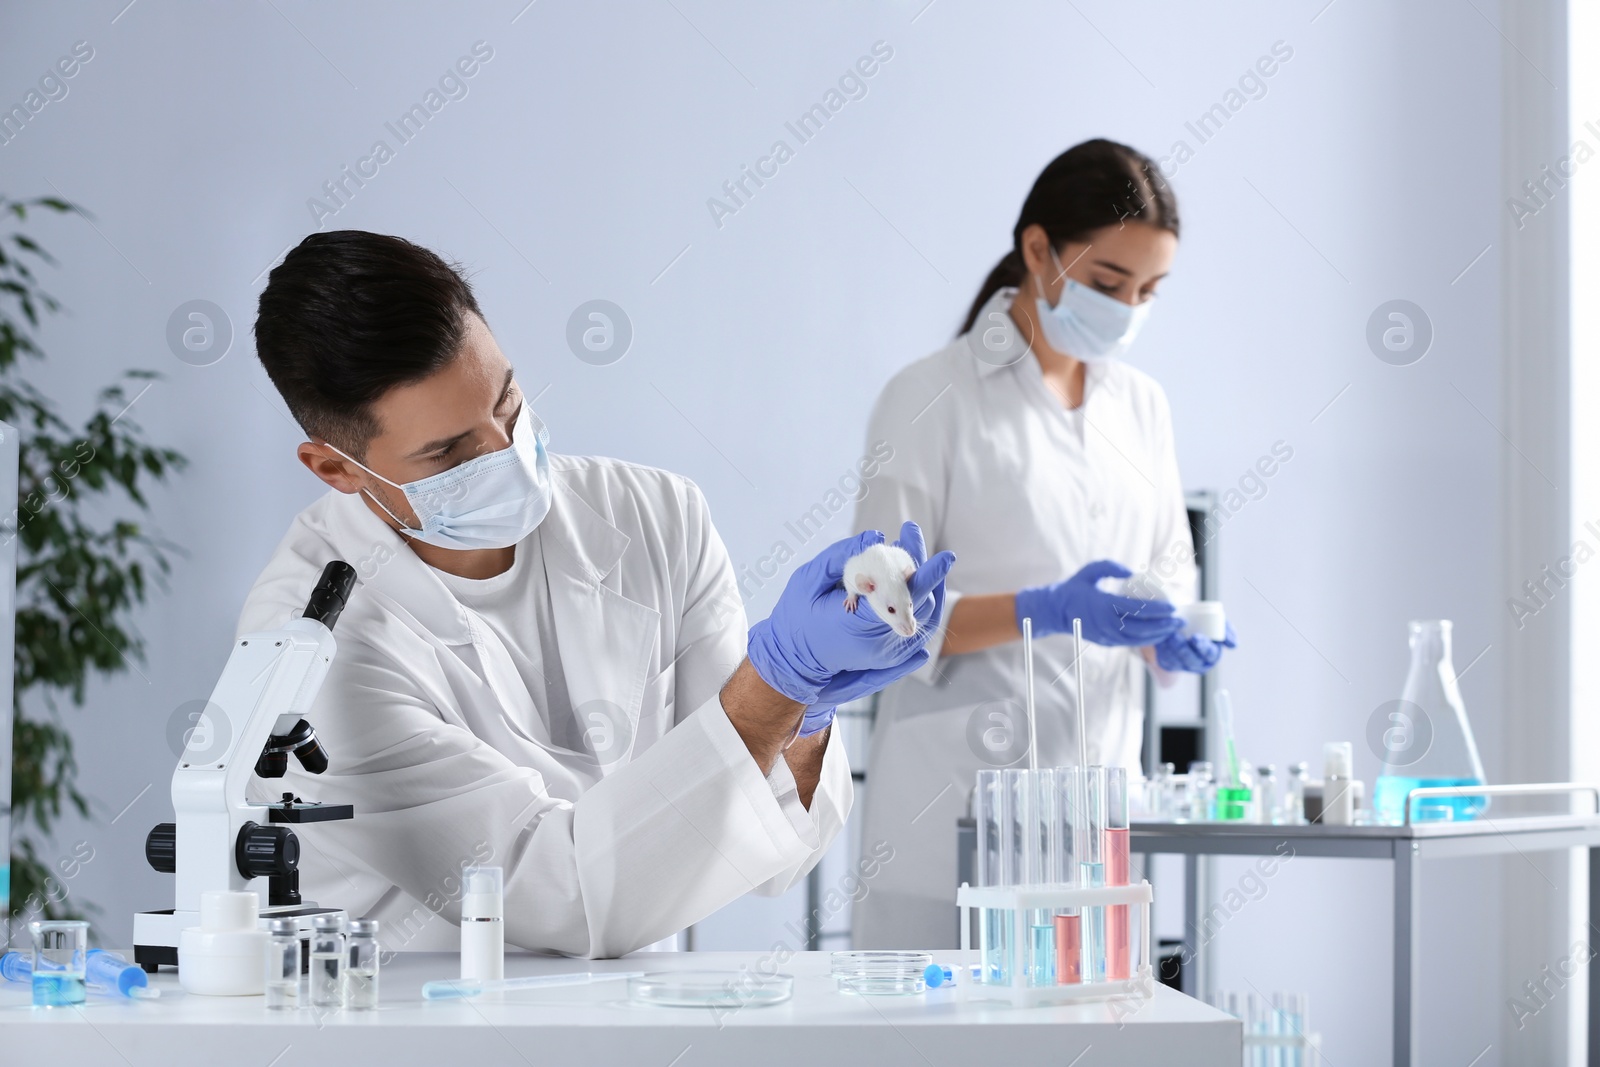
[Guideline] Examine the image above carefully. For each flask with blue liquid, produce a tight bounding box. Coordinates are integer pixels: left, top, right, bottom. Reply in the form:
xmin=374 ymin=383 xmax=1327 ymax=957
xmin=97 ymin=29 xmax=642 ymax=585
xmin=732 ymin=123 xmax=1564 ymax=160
xmin=1373 ymin=620 xmax=1487 ymax=823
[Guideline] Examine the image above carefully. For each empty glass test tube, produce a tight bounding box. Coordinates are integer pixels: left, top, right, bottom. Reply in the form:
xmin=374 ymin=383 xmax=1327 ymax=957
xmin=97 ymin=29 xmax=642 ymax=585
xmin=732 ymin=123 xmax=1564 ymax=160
xmin=972 ymin=769 xmax=1013 ymax=986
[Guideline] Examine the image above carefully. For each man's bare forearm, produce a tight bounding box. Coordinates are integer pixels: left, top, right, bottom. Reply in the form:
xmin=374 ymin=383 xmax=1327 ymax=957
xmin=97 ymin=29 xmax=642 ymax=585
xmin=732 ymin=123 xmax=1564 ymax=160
xmin=720 ymin=658 xmax=806 ymax=776
xmin=784 ymin=725 xmax=828 ymax=809
xmin=719 ymin=658 xmax=829 ymax=809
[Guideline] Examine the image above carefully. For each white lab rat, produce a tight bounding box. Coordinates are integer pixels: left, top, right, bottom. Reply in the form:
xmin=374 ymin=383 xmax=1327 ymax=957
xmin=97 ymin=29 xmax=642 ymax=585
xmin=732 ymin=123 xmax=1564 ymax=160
xmin=843 ymin=542 xmax=919 ymax=638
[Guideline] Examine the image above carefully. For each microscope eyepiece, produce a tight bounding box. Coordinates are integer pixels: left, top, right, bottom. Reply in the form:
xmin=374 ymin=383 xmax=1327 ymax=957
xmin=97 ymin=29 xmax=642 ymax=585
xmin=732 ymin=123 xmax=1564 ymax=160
xmin=302 ymin=560 xmax=356 ymax=631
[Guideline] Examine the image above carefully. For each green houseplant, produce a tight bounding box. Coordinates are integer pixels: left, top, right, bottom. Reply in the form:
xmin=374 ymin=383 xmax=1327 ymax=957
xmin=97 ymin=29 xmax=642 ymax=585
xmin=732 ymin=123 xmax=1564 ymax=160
xmin=2 ymin=193 xmax=185 ymax=928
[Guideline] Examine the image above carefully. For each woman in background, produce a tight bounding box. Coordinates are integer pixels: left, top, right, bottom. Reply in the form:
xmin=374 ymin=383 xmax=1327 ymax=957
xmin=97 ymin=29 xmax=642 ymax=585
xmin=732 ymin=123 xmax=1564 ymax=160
xmin=851 ymin=139 xmax=1234 ymax=949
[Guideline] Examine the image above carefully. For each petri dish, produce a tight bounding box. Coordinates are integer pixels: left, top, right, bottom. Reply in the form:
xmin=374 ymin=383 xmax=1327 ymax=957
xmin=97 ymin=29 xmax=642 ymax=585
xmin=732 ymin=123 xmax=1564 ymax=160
xmin=830 ymin=951 xmax=932 ymax=996
xmin=627 ymin=970 xmax=792 ymax=1008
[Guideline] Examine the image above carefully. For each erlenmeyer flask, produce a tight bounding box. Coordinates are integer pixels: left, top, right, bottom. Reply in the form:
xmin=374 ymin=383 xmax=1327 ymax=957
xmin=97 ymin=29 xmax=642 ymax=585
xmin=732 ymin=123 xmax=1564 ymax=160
xmin=1373 ymin=620 xmax=1487 ymax=823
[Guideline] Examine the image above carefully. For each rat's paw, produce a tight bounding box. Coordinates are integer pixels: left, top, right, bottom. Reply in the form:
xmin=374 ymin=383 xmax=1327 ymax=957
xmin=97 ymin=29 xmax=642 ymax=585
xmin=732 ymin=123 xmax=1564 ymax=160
xmin=843 ymin=593 xmax=859 ymax=613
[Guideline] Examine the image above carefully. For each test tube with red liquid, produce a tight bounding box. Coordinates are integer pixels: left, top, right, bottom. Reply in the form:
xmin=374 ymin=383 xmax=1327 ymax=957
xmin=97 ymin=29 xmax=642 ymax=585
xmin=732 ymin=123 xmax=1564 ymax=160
xmin=1106 ymin=767 xmax=1131 ymax=981
xmin=1054 ymin=767 xmax=1087 ymax=984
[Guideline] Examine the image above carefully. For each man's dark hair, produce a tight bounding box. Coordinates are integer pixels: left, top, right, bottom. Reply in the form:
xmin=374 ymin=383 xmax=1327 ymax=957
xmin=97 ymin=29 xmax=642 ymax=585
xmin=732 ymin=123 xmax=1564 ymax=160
xmin=254 ymin=230 xmax=485 ymax=457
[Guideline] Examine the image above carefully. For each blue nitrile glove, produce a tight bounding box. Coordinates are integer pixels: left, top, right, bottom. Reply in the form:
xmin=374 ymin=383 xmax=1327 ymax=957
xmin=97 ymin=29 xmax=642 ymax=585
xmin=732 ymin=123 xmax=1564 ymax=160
xmin=1155 ymin=621 xmax=1237 ymax=673
xmin=1014 ymin=560 xmax=1182 ymax=646
xmin=748 ymin=521 xmax=956 ymax=735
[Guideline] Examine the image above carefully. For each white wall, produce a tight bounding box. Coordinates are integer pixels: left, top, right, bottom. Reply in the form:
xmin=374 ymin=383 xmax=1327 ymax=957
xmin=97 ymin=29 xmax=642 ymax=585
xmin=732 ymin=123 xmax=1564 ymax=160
xmin=0 ymin=1 xmax=1537 ymax=1062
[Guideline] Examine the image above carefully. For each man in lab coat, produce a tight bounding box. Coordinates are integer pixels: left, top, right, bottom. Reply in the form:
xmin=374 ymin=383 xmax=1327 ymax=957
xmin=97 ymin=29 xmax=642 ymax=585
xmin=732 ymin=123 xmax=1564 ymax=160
xmin=242 ymin=231 xmax=952 ymax=958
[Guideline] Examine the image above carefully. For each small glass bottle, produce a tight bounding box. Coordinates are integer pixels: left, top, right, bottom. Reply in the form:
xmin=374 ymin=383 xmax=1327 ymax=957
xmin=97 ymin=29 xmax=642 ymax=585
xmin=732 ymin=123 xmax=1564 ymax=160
xmin=1189 ymin=761 xmax=1216 ymax=821
xmin=1287 ymin=762 xmax=1310 ymax=824
xmin=344 ymin=920 xmax=380 ymax=1010
xmin=309 ymin=914 xmax=346 ymax=1010
xmin=1256 ymin=765 xmax=1279 ymax=825
xmin=265 ymin=918 xmax=301 ymax=1010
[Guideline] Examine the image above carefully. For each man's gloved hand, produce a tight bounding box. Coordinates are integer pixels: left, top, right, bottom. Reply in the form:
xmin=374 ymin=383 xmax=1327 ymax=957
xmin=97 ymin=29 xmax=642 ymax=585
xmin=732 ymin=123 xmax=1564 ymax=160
xmin=1014 ymin=560 xmax=1182 ymax=646
xmin=1154 ymin=621 xmax=1237 ymax=673
xmin=748 ymin=521 xmax=956 ymax=736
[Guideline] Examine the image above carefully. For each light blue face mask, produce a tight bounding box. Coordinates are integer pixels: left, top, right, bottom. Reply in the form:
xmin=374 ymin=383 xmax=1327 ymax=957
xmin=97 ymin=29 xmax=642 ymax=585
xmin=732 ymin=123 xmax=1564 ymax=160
xmin=1034 ymin=248 xmax=1153 ymax=362
xmin=330 ymin=403 xmax=554 ymax=551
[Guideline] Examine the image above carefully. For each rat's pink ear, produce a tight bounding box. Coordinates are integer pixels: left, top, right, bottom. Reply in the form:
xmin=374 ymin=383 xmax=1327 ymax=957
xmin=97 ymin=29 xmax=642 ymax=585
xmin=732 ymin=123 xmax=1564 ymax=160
xmin=862 ymin=578 xmax=877 ymax=593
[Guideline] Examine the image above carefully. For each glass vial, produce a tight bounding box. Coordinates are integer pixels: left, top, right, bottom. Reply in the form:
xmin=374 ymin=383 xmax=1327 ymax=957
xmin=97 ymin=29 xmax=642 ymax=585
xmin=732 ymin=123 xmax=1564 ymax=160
xmin=344 ymin=919 xmax=379 ymax=1010
xmin=265 ymin=918 xmax=301 ymax=1010
xmin=1287 ymin=763 xmax=1309 ymax=824
xmin=309 ymin=914 xmax=346 ymax=1009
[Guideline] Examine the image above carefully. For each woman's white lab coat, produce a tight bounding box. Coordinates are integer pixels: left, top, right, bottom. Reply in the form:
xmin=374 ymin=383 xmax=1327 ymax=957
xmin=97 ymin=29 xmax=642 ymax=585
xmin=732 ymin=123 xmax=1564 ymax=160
xmin=851 ymin=288 xmax=1196 ymax=949
xmin=237 ymin=454 xmax=852 ymax=959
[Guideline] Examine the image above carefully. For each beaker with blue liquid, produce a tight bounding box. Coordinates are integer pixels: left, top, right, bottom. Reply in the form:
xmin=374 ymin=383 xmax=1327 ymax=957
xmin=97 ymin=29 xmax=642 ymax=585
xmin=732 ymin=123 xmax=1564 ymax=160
xmin=29 ymin=920 xmax=89 ymax=1007
xmin=1373 ymin=620 xmax=1488 ymax=823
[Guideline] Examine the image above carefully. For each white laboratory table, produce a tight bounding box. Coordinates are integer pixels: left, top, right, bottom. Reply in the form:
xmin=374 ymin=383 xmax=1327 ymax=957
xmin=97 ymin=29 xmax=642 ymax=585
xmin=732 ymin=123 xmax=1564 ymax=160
xmin=1 ymin=948 xmax=1241 ymax=1066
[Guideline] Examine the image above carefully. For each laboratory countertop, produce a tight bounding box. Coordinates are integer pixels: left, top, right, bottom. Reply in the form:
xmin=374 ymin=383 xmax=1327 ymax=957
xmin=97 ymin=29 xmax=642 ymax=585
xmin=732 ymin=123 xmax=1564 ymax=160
xmin=0 ymin=949 xmax=1241 ymax=1066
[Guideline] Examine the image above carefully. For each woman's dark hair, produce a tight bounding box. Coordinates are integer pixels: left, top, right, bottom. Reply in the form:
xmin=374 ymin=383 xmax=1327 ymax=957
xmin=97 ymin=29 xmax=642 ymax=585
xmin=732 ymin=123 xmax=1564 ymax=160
xmin=254 ymin=230 xmax=485 ymax=458
xmin=960 ymin=139 xmax=1179 ymax=335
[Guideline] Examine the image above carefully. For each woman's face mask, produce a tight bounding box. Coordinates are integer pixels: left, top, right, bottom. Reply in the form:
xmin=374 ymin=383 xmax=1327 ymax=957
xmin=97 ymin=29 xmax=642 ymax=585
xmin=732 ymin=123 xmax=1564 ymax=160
xmin=329 ymin=402 xmax=553 ymax=551
xmin=1034 ymin=247 xmax=1153 ymax=362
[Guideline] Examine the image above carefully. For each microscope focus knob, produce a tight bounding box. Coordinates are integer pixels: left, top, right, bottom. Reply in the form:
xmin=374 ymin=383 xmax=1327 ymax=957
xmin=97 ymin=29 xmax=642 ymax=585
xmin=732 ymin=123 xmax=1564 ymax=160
xmin=146 ymin=823 xmax=177 ymax=874
xmin=235 ymin=821 xmax=300 ymax=879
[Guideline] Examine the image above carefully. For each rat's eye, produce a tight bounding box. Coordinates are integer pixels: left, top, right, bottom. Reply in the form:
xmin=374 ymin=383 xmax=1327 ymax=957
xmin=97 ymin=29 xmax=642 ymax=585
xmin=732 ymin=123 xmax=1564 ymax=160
xmin=887 ymin=607 xmax=896 ymax=613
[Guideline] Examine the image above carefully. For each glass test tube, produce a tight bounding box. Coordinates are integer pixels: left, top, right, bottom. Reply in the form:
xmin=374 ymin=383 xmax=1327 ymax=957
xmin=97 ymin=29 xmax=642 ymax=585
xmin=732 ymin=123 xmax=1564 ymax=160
xmin=973 ymin=769 xmax=1010 ymax=986
xmin=1001 ymin=768 xmax=1027 ymax=988
xmin=28 ymin=920 xmax=88 ymax=1007
xmin=1053 ymin=768 xmax=1083 ymax=985
xmin=1105 ymin=767 xmax=1131 ymax=981
xmin=1073 ymin=766 xmax=1108 ymax=983
xmin=1275 ymin=990 xmax=1308 ymax=1067
xmin=1022 ymin=768 xmax=1058 ymax=987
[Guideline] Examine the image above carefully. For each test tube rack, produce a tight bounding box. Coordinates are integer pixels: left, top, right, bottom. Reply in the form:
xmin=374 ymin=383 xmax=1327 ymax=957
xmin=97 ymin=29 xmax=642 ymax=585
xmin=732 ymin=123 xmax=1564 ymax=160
xmin=955 ymin=880 xmax=1155 ymax=1008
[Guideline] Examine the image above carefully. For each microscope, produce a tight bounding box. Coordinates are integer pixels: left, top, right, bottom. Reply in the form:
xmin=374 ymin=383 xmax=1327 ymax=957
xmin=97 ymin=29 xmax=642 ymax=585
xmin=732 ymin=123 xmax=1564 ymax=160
xmin=133 ymin=561 xmax=358 ymax=972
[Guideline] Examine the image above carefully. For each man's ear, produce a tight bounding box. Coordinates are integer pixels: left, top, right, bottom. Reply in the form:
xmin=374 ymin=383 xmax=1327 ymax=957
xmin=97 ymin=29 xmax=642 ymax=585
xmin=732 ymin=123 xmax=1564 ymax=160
xmin=297 ymin=441 xmax=364 ymax=494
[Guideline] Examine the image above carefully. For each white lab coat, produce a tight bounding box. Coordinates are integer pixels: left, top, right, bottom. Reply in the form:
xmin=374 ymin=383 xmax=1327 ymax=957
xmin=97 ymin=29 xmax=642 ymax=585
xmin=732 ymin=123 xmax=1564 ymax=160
xmin=851 ymin=288 xmax=1196 ymax=949
xmin=237 ymin=454 xmax=852 ymax=959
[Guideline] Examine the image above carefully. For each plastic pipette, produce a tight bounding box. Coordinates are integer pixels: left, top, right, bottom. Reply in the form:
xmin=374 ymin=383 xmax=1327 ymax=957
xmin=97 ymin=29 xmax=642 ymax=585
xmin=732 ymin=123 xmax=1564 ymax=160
xmin=422 ymin=970 xmax=646 ymax=1000
xmin=1216 ymin=688 xmax=1241 ymax=787
xmin=1023 ymin=616 xmax=1038 ymax=773
xmin=1073 ymin=617 xmax=1088 ymax=768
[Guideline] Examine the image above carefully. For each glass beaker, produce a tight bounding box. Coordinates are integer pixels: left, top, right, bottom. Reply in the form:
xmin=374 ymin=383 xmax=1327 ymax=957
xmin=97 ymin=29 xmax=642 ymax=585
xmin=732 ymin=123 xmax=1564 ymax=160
xmin=29 ymin=920 xmax=88 ymax=1007
xmin=1373 ymin=620 xmax=1488 ymax=823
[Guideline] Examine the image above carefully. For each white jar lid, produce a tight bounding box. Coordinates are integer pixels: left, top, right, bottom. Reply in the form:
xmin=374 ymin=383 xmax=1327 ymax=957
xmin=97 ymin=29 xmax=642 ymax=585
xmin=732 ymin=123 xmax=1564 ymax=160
xmin=200 ymin=890 xmax=259 ymax=932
